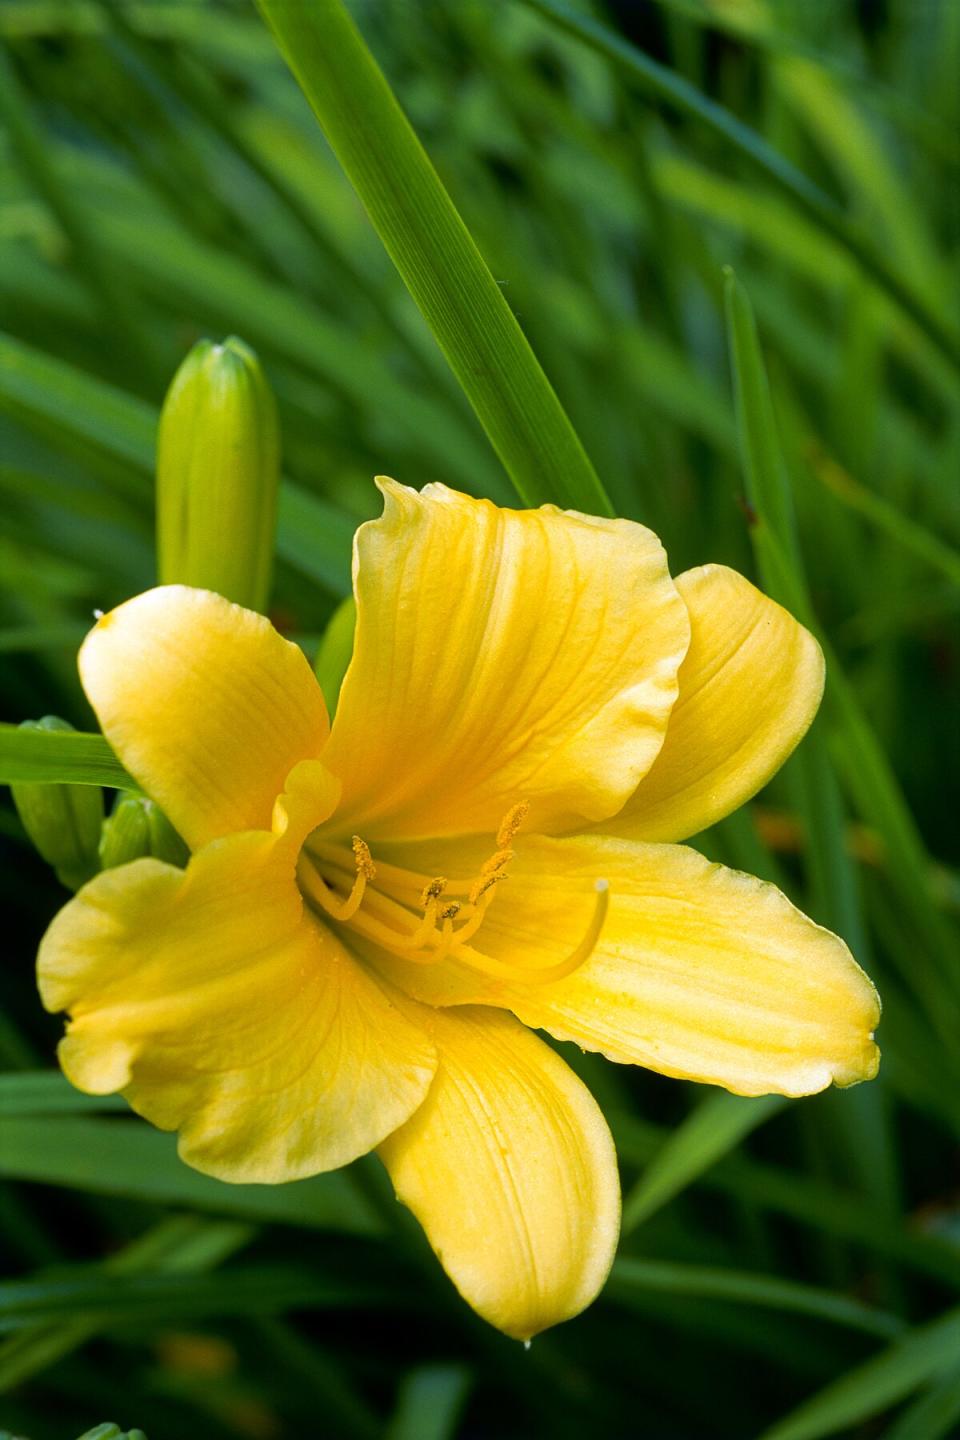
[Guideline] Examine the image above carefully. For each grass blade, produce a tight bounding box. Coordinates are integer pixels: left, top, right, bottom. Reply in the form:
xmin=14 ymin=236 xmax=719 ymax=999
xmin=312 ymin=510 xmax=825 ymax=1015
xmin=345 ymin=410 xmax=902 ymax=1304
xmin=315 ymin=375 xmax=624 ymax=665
xmin=522 ymin=0 xmax=960 ymax=374
xmin=0 ymin=1116 xmax=383 ymax=1234
xmin=607 ymin=1258 xmax=904 ymax=1339
xmin=760 ymin=1306 xmax=960 ymax=1440
xmin=254 ymin=0 xmax=611 ymax=513
xmin=0 ymin=724 xmax=135 ymax=789
xmin=622 ymin=1091 xmax=785 ymax=1232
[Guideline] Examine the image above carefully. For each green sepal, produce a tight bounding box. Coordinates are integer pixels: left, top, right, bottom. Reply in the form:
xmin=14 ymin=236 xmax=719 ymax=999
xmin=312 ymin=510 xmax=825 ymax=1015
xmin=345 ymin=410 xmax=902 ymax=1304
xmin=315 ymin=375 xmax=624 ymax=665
xmin=99 ymin=794 xmax=189 ymax=871
xmin=11 ymin=718 xmax=104 ymax=891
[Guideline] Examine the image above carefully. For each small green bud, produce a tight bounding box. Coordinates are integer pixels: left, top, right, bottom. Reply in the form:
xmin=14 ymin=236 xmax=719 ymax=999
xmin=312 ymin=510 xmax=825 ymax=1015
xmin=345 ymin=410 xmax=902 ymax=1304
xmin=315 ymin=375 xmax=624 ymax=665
xmin=99 ymin=794 xmax=189 ymax=871
xmin=11 ymin=718 xmax=103 ymax=890
xmin=157 ymin=335 xmax=280 ymax=612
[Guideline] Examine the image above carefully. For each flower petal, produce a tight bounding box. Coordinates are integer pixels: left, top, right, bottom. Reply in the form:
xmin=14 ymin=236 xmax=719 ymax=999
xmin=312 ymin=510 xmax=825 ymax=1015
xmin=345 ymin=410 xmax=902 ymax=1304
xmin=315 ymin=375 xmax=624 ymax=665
xmin=38 ymin=829 xmax=436 ymax=1182
xmin=378 ymin=1002 xmax=620 ymax=1339
xmin=604 ymin=565 xmax=824 ymax=842
xmin=80 ymin=586 xmax=329 ymax=850
xmin=323 ymin=480 xmax=689 ymax=841
xmin=366 ymin=834 xmax=880 ymax=1098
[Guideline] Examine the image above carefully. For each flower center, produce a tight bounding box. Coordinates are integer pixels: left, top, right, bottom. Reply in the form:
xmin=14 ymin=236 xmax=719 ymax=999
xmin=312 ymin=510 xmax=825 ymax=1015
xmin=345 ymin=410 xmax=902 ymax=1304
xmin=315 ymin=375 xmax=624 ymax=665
xmin=296 ymin=803 xmax=608 ymax=987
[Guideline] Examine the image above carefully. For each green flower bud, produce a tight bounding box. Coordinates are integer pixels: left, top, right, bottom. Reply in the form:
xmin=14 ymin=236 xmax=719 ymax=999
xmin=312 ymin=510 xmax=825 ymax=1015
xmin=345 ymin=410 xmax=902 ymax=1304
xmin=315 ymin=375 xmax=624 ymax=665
xmin=11 ymin=718 xmax=103 ymax=891
xmin=99 ymin=794 xmax=189 ymax=871
xmin=157 ymin=335 xmax=280 ymax=612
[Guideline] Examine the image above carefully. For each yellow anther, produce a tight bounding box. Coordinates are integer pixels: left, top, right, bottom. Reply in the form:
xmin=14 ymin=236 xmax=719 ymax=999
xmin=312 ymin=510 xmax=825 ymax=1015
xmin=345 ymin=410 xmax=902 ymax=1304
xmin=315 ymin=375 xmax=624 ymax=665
xmin=481 ymin=848 xmax=513 ymax=878
xmin=352 ymin=836 xmax=376 ymax=879
xmin=468 ymin=871 xmax=507 ymax=906
xmin=439 ymin=902 xmax=461 ymax=921
xmin=496 ymin=802 xmax=529 ymax=849
xmin=420 ymin=876 xmax=448 ymax=906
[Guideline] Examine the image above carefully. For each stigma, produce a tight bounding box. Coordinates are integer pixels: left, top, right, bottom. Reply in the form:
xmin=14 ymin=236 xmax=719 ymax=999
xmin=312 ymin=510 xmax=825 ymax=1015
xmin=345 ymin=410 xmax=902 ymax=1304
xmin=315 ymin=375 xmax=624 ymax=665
xmin=297 ymin=806 xmax=609 ymax=987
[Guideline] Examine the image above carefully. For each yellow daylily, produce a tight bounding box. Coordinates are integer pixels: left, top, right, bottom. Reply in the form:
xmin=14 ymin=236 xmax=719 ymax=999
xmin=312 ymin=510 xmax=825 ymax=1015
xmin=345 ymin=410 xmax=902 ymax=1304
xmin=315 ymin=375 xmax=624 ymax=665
xmin=37 ymin=480 xmax=880 ymax=1340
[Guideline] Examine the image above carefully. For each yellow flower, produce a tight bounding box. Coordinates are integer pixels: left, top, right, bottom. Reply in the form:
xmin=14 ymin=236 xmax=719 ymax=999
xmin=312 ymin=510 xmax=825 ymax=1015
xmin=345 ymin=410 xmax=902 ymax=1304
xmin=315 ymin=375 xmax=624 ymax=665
xmin=37 ymin=480 xmax=880 ymax=1340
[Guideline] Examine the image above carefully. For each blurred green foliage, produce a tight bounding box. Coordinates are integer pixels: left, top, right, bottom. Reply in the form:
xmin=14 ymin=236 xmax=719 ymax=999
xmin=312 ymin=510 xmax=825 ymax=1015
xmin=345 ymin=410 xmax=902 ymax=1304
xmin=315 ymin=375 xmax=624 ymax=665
xmin=1 ymin=1 xmax=958 ymax=1438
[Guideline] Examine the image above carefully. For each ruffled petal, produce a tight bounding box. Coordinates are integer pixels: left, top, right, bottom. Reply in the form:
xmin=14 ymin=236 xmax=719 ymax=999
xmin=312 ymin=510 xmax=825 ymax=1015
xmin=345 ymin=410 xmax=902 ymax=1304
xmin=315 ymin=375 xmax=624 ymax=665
xmin=37 ymin=825 xmax=436 ymax=1182
xmin=605 ymin=565 xmax=824 ymax=842
xmin=322 ymin=480 xmax=689 ymax=841
xmin=365 ymin=834 xmax=880 ymax=1098
xmin=378 ymin=1002 xmax=620 ymax=1339
xmin=80 ymin=586 xmax=329 ymax=851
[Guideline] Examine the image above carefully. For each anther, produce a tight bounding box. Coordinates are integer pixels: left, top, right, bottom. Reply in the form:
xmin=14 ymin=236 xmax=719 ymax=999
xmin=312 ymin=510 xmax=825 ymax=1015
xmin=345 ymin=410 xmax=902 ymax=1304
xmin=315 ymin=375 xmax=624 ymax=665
xmin=352 ymin=836 xmax=376 ymax=880
xmin=439 ymin=902 xmax=461 ymax=921
xmin=421 ymin=876 xmax=448 ymax=906
xmin=298 ymin=839 xmax=374 ymax=923
xmin=468 ymin=871 xmax=507 ymax=906
xmin=496 ymin=802 xmax=529 ymax=849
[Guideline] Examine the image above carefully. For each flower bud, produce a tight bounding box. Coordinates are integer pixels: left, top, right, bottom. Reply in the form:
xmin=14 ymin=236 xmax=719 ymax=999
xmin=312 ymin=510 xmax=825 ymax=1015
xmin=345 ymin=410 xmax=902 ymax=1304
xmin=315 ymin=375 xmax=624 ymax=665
xmin=157 ymin=335 xmax=280 ymax=612
xmin=99 ymin=793 xmax=189 ymax=871
xmin=11 ymin=718 xmax=103 ymax=891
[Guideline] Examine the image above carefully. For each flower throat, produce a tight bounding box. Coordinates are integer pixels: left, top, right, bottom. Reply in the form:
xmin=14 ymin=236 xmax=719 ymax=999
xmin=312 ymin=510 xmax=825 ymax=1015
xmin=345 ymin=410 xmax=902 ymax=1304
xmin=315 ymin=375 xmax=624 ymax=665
xmin=296 ymin=802 xmax=608 ymax=986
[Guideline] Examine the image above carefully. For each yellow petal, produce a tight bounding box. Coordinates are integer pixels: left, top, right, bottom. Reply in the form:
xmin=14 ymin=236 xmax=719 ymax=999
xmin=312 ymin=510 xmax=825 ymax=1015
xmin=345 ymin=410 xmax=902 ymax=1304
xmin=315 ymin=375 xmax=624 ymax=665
xmin=378 ymin=1002 xmax=620 ymax=1339
xmin=80 ymin=586 xmax=329 ymax=851
xmin=366 ymin=834 xmax=880 ymax=1098
xmin=323 ymin=480 xmax=689 ymax=841
xmin=604 ymin=565 xmax=824 ymax=842
xmin=38 ymin=828 xmax=436 ymax=1182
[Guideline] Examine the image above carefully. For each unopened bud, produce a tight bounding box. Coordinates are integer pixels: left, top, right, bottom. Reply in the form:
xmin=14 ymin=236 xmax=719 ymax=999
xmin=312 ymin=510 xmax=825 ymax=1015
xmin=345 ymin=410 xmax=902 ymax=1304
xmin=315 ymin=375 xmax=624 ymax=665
xmin=99 ymin=793 xmax=189 ymax=871
xmin=11 ymin=718 xmax=103 ymax=891
xmin=157 ymin=335 xmax=279 ymax=612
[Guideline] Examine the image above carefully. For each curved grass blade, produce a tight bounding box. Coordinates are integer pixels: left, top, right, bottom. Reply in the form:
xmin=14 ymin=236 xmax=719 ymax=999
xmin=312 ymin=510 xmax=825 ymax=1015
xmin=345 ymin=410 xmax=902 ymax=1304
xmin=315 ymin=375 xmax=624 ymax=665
xmin=522 ymin=0 xmax=960 ymax=376
xmin=0 ymin=1116 xmax=383 ymax=1235
xmin=759 ymin=1306 xmax=960 ymax=1440
xmin=607 ymin=1258 xmax=904 ymax=1339
xmin=254 ymin=0 xmax=611 ymax=513
xmin=622 ymin=1091 xmax=785 ymax=1232
xmin=0 ymin=724 xmax=135 ymax=790
xmin=885 ymin=1364 xmax=960 ymax=1440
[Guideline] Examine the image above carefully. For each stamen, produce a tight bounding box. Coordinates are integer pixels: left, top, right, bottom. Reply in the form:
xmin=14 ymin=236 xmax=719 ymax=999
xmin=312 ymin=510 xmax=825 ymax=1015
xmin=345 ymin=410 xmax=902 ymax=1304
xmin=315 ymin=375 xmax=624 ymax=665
xmin=297 ymin=840 xmax=373 ymax=923
xmin=497 ymin=801 xmax=529 ymax=849
xmin=352 ymin=836 xmax=376 ymax=879
xmin=420 ymin=876 xmax=448 ymax=906
xmin=468 ymin=870 xmax=507 ymax=907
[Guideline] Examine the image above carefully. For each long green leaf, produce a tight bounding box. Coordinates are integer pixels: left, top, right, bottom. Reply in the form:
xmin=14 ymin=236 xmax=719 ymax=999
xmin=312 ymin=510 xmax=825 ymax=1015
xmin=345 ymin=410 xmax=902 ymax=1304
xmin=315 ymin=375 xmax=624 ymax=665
xmin=724 ymin=270 xmax=959 ymax=1032
xmin=607 ymin=1258 xmax=903 ymax=1339
xmin=254 ymin=0 xmax=611 ymax=513
xmin=0 ymin=724 xmax=135 ymax=789
xmin=0 ymin=1215 xmax=250 ymax=1392
xmin=0 ymin=1116 xmax=383 ymax=1234
xmin=0 ymin=1269 xmax=402 ymax=1330
xmin=0 ymin=1071 xmax=127 ymax=1116
xmin=622 ymin=1091 xmax=785 ymax=1232
xmin=522 ymin=0 xmax=960 ymax=375
xmin=760 ymin=1306 xmax=960 ymax=1440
